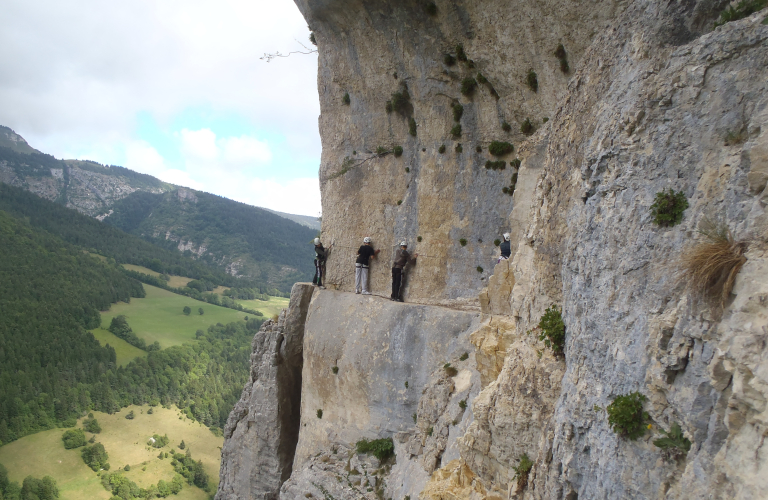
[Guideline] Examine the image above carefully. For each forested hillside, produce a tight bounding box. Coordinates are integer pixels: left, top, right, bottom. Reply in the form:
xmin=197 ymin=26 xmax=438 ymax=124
xmin=0 ymin=183 xmax=254 ymax=289
xmin=0 ymin=207 xmax=264 ymax=445
xmin=105 ymin=189 xmax=317 ymax=291
xmin=0 ymin=211 xmax=144 ymax=443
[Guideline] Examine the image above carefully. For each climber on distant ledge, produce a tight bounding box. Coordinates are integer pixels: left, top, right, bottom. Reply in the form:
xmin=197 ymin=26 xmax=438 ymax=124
xmin=391 ymin=241 xmax=418 ymax=302
xmin=312 ymin=237 xmax=330 ymax=289
xmin=498 ymin=232 xmax=511 ymax=262
xmin=355 ymin=237 xmax=380 ymax=295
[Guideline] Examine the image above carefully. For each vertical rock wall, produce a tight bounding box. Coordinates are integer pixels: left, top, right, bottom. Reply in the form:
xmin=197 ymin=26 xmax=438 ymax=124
xmin=216 ymin=283 xmax=314 ymax=500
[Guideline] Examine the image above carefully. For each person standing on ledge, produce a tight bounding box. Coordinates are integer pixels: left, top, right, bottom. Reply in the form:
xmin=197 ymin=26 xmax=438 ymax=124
xmin=312 ymin=237 xmax=330 ymax=289
xmin=355 ymin=237 xmax=380 ymax=295
xmin=498 ymin=232 xmax=511 ymax=262
xmin=391 ymin=241 xmax=418 ymax=302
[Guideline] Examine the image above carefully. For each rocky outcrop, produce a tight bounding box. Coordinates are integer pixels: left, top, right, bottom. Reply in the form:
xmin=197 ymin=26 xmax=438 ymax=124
xmin=218 ymin=1 xmax=768 ymax=499
xmin=216 ymin=283 xmax=314 ymax=500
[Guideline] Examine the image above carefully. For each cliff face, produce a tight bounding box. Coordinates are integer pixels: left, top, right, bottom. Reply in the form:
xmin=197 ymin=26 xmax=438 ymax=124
xmin=218 ymin=1 xmax=768 ymax=498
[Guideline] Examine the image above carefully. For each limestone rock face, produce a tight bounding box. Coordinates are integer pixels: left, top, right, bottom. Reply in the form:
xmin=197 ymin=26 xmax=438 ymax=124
xmin=293 ymin=0 xmax=626 ymax=307
xmin=216 ymin=283 xmax=314 ymax=500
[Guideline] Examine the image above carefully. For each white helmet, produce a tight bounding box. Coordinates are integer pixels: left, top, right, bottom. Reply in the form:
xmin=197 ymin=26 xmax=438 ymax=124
xmin=314 ymin=237 xmax=321 ymax=245
xmin=503 ymin=233 xmax=510 ymax=241
xmin=363 ymin=237 xmax=372 ymax=243
xmin=400 ymin=241 xmax=407 ymax=247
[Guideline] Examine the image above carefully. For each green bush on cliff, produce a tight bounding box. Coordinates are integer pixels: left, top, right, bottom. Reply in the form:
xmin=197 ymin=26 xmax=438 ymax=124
xmin=342 ymin=92 xmax=350 ymax=105
xmin=409 ymin=117 xmax=418 ymax=136
xmin=452 ymin=103 xmax=464 ymax=122
xmin=355 ymin=438 xmax=394 ymax=461
xmin=521 ymin=118 xmax=534 ymax=135
xmin=460 ymin=77 xmax=477 ymax=96
xmin=438 ymin=144 xmax=446 ymax=154
xmin=450 ymin=124 xmax=462 ymax=138
xmin=714 ymin=0 xmax=768 ymax=27
xmin=607 ymin=392 xmax=648 ymax=440
xmin=488 ymin=141 xmax=514 ymax=156
xmin=653 ymin=422 xmax=691 ymax=460
xmin=537 ymin=305 xmax=565 ymax=354
xmin=513 ymin=453 xmax=534 ymax=489
xmin=393 ymin=146 xmax=403 ymax=157
xmin=650 ymin=189 xmax=688 ymax=227
xmin=502 ymin=120 xmax=511 ymax=132
xmin=455 ymin=44 xmax=468 ymax=62
xmin=526 ymin=70 xmax=538 ymax=92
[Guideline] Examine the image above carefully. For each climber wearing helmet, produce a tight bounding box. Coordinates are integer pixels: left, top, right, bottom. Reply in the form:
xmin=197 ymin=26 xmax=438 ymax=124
xmin=312 ymin=237 xmax=330 ymax=289
xmin=355 ymin=237 xmax=380 ymax=295
xmin=498 ymin=232 xmax=511 ymax=263
xmin=391 ymin=241 xmax=418 ymax=302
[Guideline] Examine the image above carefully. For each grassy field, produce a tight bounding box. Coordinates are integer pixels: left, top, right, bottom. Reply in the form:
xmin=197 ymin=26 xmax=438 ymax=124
xmin=0 ymin=405 xmax=220 ymax=500
xmin=96 ymin=284 xmax=248 ymax=349
xmin=92 ymin=328 xmax=146 ymax=367
xmin=236 ymin=295 xmax=290 ymax=318
xmin=121 ymin=263 xmax=192 ymax=288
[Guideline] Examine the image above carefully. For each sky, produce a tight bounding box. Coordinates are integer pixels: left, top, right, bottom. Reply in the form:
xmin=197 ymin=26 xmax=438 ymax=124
xmin=0 ymin=0 xmax=322 ymax=216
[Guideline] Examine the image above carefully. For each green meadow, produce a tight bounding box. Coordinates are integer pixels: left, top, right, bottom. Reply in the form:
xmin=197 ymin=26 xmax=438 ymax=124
xmin=0 ymin=405 xmax=220 ymax=500
xmin=121 ymin=263 xmax=193 ymax=288
xmin=94 ymin=284 xmax=248 ymax=349
xmin=236 ymin=295 xmax=290 ymax=318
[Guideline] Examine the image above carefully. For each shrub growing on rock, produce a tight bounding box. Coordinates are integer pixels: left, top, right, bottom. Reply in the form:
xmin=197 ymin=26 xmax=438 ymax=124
xmin=355 ymin=438 xmax=394 ymax=461
xmin=521 ymin=118 xmax=534 ymax=135
xmin=444 ymin=363 xmax=458 ymax=376
xmin=714 ymin=0 xmax=768 ymax=27
xmin=459 ymin=238 xmax=467 ymax=246
xmin=512 ymin=453 xmax=533 ymax=489
xmin=650 ymin=189 xmax=688 ymax=227
xmin=460 ymin=77 xmax=477 ymax=96
xmin=342 ymin=92 xmax=350 ymax=105
xmin=607 ymin=392 xmax=648 ymax=440
xmin=443 ymin=53 xmax=456 ymax=66
xmin=485 ymin=160 xmax=506 ymax=170
xmin=409 ymin=117 xmax=418 ymax=136
xmin=476 ymin=72 xmax=488 ymax=85
xmin=653 ymin=422 xmax=691 ymax=460
xmin=455 ymin=143 xmax=463 ymax=153
xmin=537 ymin=305 xmax=565 ymax=354
xmin=438 ymin=144 xmax=446 ymax=154
xmin=452 ymin=103 xmax=464 ymax=122
xmin=526 ymin=70 xmax=538 ymax=92
xmin=316 ymin=409 xmax=323 ymax=419
xmin=488 ymin=141 xmax=514 ymax=156
xmin=494 ymin=239 xmax=501 ymax=246
xmin=393 ymin=145 xmax=403 ymax=157
xmin=450 ymin=124 xmax=462 ymax=138
xmin=455 ymin=44 xmax=468 ymax=62
xmin=502 ymin=120 xmax=511 ymax=132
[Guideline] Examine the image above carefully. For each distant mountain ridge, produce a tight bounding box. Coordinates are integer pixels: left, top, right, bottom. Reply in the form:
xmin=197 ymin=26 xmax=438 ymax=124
xmin=0 ymin=125 xmax=319 ymax=289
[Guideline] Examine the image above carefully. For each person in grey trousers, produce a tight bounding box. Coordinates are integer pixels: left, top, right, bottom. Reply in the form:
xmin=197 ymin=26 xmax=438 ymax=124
xmin=391 ymin=241 xmax=418 ymax=302
xmin=355 ymin=237 xmax=380 ymax=295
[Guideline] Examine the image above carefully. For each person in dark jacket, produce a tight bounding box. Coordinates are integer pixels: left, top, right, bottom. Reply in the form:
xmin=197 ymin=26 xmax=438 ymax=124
xmin=391 ymin=241 xmax=418 ymax=302
xmin=498 ymin=232 xmax=511 ymax=262
xmin=312 ymin=237 xmax=330 ymax=289
xmin=355 ymin=237 xmax=380 ymax=295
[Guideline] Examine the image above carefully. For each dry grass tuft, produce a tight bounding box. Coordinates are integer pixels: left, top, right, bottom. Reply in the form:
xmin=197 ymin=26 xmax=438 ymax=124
xmin=679 ymin=217 xmax=747 ymax=311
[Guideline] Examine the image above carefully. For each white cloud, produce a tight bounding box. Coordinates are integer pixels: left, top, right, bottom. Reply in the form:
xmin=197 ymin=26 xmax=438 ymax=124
xmin=124 ymin=141 xmax=168 ymax=174
xmin=220 ymin=136 xmax=272 ymax=166
xmin=180 ymin=129 xmax=218 ymax=162
xmin=157 ymin=169 xmax=205 ymax=190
